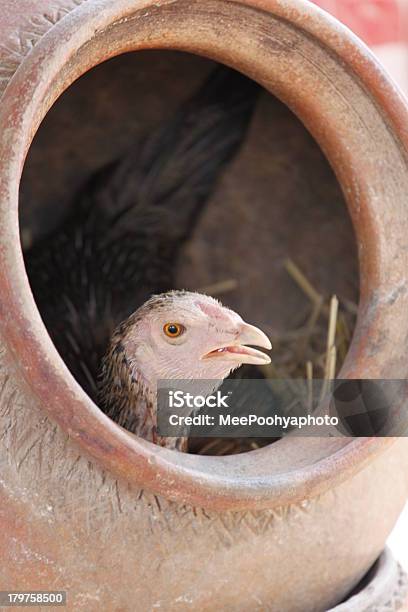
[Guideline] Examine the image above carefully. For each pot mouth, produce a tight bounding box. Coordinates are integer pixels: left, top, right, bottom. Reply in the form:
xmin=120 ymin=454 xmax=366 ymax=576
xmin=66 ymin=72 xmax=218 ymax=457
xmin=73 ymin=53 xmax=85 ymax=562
xmin=0 ymin=0 xmax=407 ymax=511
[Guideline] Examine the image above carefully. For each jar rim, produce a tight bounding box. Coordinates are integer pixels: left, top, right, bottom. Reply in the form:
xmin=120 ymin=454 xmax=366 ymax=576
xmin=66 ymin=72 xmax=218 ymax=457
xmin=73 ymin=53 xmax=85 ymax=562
xmin=0 ymin=0 xmax=405 ymax=510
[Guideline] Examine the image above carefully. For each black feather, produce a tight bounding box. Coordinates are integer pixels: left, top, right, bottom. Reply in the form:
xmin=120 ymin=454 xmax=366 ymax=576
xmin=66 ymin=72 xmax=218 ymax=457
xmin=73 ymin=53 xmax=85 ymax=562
xmin=26 ymin=65 xmax=260 ymax=399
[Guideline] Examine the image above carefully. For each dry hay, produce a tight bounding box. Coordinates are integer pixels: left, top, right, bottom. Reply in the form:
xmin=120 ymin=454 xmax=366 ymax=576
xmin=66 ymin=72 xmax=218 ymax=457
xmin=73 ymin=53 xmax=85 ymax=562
xmin=196 ymin=260 xmax=357 ymax=455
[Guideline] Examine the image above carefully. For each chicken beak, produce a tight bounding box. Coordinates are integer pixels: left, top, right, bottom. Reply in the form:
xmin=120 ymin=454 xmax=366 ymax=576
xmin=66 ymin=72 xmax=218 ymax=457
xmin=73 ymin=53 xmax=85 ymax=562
xmin=201 ymin=321 xmax=272 ymax=365
xmin=239 ymin=322 xmax=272 ymax=351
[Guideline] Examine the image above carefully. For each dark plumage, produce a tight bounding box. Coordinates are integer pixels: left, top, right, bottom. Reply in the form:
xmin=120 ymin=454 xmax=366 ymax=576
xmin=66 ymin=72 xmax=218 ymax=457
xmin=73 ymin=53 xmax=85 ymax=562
xmin=26 ymin=65 xmax=261 ymax=418
xmin=98 ymin=292 xmax=192 ymax=451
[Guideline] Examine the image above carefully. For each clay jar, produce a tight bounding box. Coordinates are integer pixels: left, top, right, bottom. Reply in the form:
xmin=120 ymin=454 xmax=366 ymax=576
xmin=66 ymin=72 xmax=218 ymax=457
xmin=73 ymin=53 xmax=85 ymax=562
xmin=0 ymin=1 xmax=407 ymax=610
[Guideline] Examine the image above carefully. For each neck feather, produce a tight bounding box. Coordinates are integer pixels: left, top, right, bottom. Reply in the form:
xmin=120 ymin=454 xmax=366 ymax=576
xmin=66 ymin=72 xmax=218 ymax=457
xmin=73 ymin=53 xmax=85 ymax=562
xmin=98 ymin=338 xmax=187 ymax=450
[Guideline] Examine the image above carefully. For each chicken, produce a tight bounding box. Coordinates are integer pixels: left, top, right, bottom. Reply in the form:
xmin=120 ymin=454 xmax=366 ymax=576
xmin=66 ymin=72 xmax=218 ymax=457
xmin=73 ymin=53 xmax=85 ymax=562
xmin=98 ymin=290 xmax=271 ymax=450
xmin=25 ymin=64 xmax=260 ymax=407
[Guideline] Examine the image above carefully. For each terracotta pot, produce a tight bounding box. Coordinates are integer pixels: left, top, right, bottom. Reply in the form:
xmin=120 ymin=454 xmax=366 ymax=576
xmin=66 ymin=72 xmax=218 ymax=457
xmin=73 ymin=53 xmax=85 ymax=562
xmin=329 ymin=549 xmax=408 ymax=611
xmin=0 ymin=1 xmax=408 ymax=610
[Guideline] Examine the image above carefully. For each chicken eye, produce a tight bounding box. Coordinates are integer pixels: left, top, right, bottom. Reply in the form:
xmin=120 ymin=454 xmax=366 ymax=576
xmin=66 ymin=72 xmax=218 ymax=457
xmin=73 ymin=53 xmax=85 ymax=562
xmin=163 ymin=323 xmax=185 ymax=338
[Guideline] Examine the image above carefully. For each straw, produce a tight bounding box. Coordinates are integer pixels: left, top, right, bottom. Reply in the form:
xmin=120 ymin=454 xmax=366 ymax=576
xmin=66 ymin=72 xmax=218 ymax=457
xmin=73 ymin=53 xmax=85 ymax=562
xmin=195 ymin=262 xmax=357 ymax=456
xmin=199 ymin=279 xmax=238 ymax=296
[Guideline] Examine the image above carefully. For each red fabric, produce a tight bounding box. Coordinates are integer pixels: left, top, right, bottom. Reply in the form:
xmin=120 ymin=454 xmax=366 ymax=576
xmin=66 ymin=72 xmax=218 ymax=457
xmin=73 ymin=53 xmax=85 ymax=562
xmin=312 ymin=0 xmax=405 ymax=46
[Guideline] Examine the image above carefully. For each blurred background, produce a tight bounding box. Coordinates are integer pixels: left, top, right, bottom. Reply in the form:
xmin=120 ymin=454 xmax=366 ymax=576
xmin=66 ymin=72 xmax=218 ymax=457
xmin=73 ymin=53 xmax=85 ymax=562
xmin=313 ymin=0 xmax=408 ymax=572
xmin=314 ymin=0 xmax=408 ymax=92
